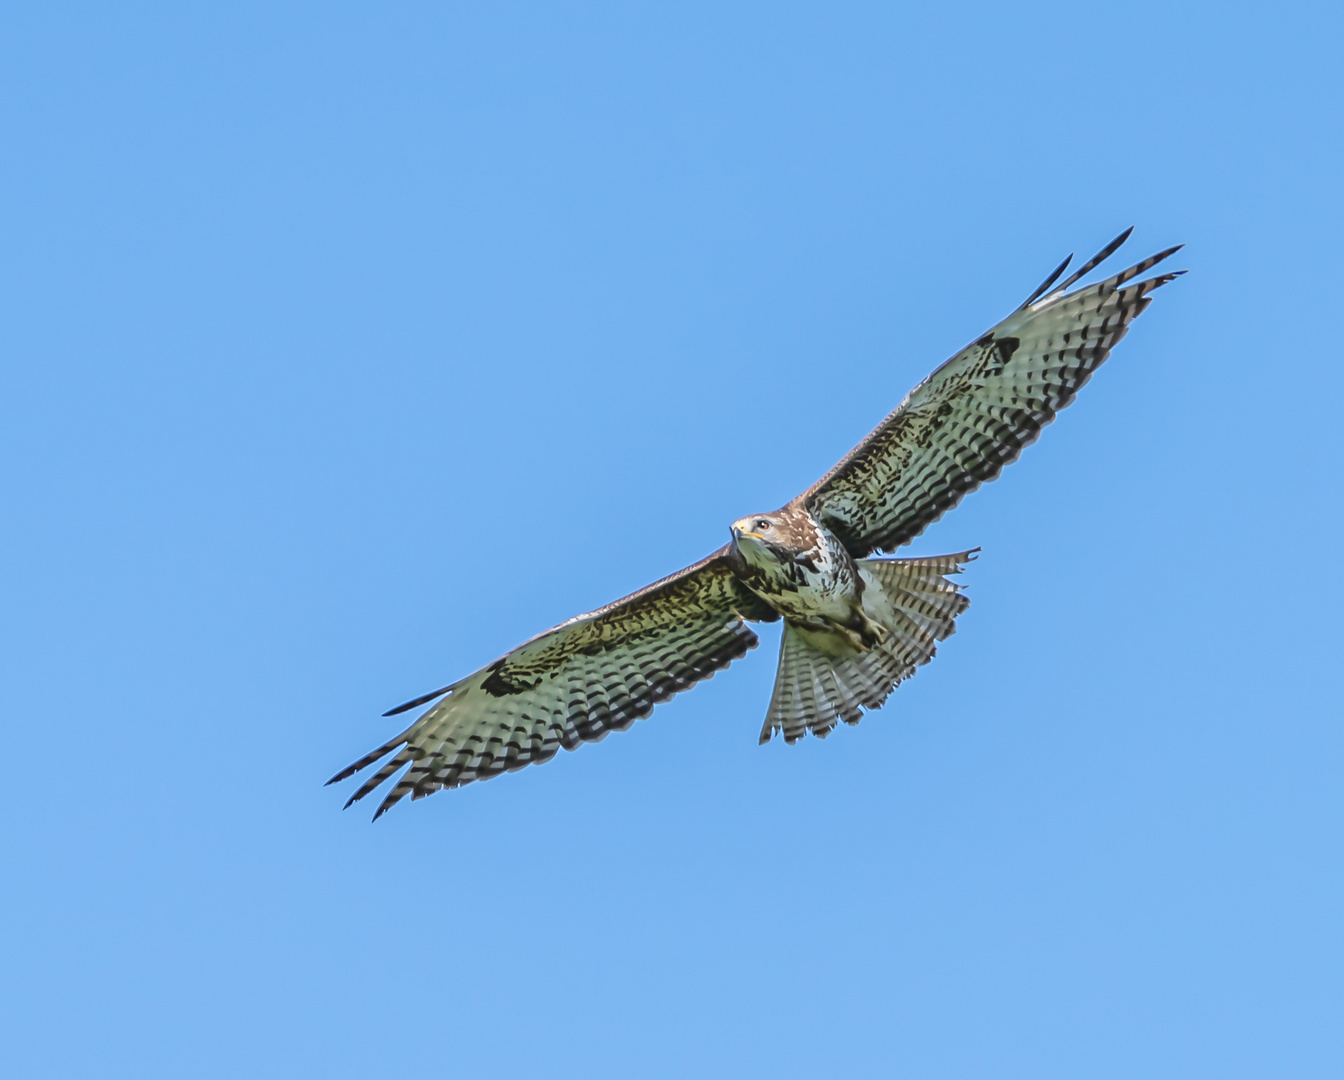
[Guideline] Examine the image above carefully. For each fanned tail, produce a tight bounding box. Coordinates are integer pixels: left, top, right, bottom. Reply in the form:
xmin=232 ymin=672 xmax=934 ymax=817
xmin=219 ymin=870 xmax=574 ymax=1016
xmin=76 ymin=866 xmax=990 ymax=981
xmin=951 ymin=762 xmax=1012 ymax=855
xmin=760 ymin=550 xmax=975 ymax=744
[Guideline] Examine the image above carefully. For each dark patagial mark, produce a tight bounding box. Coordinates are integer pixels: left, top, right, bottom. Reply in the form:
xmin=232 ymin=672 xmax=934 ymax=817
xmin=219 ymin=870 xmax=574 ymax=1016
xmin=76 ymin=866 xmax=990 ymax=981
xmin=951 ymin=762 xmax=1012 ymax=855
xmin=482 ymin=661 xmax=542 ymax=697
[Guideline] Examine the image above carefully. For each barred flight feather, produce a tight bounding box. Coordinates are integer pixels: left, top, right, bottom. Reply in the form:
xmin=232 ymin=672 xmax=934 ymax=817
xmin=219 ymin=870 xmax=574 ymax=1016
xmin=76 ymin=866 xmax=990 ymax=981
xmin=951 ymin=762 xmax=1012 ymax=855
xmin=328 ymin=548 xmax=775 ymax=818
xmin=760 ymin=551 xmax=975 ymax=744
xmin=803 ymin=230 xmax=1183 ymax=556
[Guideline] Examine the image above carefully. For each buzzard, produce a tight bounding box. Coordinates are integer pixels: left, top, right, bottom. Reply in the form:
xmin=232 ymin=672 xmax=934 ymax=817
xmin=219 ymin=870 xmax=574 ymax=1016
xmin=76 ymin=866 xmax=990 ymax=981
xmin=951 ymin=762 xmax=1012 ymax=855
xmin=330 ymin=229 xmax=1183 ymax=818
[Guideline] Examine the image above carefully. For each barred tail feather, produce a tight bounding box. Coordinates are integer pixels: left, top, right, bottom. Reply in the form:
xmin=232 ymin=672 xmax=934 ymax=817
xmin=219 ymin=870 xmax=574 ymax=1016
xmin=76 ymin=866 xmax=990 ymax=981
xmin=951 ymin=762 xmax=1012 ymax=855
xmin=759 ymin=550 xmax=975 ymax=744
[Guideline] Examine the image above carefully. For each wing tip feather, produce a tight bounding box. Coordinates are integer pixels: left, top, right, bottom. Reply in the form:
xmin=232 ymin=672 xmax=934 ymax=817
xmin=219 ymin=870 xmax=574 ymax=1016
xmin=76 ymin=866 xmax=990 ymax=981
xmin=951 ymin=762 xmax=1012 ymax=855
xmin=1048 ymin=225 xmax=1135 ymax=296
xmin=1020 ymin=251 xmax=1074 ymax=308
xmin=382 ymin=684 xmax=454 ymax=717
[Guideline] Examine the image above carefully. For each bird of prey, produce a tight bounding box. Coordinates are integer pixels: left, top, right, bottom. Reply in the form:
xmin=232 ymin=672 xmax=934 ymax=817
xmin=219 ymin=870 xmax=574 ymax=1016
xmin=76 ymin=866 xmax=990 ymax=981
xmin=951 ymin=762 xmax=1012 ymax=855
xmin=330 ymin=228 xmax=1183 ymax=818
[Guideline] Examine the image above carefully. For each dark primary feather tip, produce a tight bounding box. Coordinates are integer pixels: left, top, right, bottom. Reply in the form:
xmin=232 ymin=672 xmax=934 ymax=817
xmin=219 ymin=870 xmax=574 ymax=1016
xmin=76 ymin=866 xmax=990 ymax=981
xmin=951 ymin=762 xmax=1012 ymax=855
xmin=1050 ymin=227 xmax=1136 ymax=297
xmin=325 ymin=764 xmax=358 ymax=786
xmin=1101 ymin=226 xmax=1136 ymax=255
xmin=1146 ymin=244 xmax=1185 ymax=266
xmin=1021 ymin=252 xmax=1073 ymax=308
xmin=1136 ymin=269 xmax=1187 ymax=293
xmin=383 ymin=684 xmax=454 ymax=716
xmin=1089 ymin=226 xmax=1134 ymax=263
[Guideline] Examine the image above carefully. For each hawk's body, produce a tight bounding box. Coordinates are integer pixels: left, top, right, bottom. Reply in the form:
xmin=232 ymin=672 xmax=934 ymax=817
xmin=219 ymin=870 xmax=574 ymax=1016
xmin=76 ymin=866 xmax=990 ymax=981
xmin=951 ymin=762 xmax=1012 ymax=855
xmin=726 ymin=504 xmax=872 ymax=645
xmin=330 ymin=229 xmax=1183 ymax=818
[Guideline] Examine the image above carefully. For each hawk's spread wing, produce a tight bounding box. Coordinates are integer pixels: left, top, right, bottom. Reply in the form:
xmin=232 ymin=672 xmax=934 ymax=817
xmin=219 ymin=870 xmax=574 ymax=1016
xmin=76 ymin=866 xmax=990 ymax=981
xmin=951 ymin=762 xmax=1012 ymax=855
xmin=803 ymin=230 xmax=1184 ymax=556
xmin=328 ymin=549 xmax=777 ymax=818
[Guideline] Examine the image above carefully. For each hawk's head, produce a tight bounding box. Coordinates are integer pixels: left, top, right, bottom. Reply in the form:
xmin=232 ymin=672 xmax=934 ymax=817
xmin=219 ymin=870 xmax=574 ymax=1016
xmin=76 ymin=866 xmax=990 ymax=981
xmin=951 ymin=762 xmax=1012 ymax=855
xmin=730 ymin=509 xmax=817 ymax=563
xmin=730 ymin=513 xmax=781 ymax=545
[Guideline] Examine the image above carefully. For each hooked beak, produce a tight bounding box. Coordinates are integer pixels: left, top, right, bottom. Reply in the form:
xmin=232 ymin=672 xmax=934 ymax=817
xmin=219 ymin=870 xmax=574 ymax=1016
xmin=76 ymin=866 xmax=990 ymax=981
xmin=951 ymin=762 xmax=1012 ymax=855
xmin=731 ymin=523 xmax=763 ymax=542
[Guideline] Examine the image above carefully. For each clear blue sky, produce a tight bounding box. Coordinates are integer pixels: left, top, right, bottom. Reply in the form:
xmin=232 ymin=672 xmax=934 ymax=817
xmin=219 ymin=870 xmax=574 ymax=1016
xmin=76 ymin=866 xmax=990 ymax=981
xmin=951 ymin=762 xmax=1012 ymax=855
xmin=3 ymin=3 xmax=1342 ymax=1077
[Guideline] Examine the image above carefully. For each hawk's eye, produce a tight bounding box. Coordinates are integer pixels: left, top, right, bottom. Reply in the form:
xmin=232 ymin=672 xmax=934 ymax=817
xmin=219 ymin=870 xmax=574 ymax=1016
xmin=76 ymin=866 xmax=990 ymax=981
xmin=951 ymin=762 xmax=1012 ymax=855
xmin=755 ymin=519 xmax=770 ymax=531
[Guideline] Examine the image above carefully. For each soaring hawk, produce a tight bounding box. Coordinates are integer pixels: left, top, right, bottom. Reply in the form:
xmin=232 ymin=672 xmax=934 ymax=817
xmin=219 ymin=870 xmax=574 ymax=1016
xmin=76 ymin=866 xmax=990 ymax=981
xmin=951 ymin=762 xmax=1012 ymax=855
xmin=330 ymin=229 xmax=1183 ymax=818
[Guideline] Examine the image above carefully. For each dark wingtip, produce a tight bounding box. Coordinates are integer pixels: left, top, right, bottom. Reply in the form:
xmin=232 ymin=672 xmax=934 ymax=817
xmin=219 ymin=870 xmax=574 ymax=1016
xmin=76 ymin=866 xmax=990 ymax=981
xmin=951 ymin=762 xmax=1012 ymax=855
xmin=1134 ymin=268 xmax=1187 ymax=293
xmin=1105 ymin=226 xmax=1135 ymax=253
xmin=1147 ymin=244 xmax=1185 ymax=266
xmin=383 ymin=684 xmax=454 ymax=717
xmin=1048 ymin=227 xmax=1136 ymax=297
xmin=326 ymin=763 xmax=359 ymax=786
xmin=1021 ymin=252 xmax=1073 ymax=308
xmin=344 ymin=773 xmax=385 ymax=811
